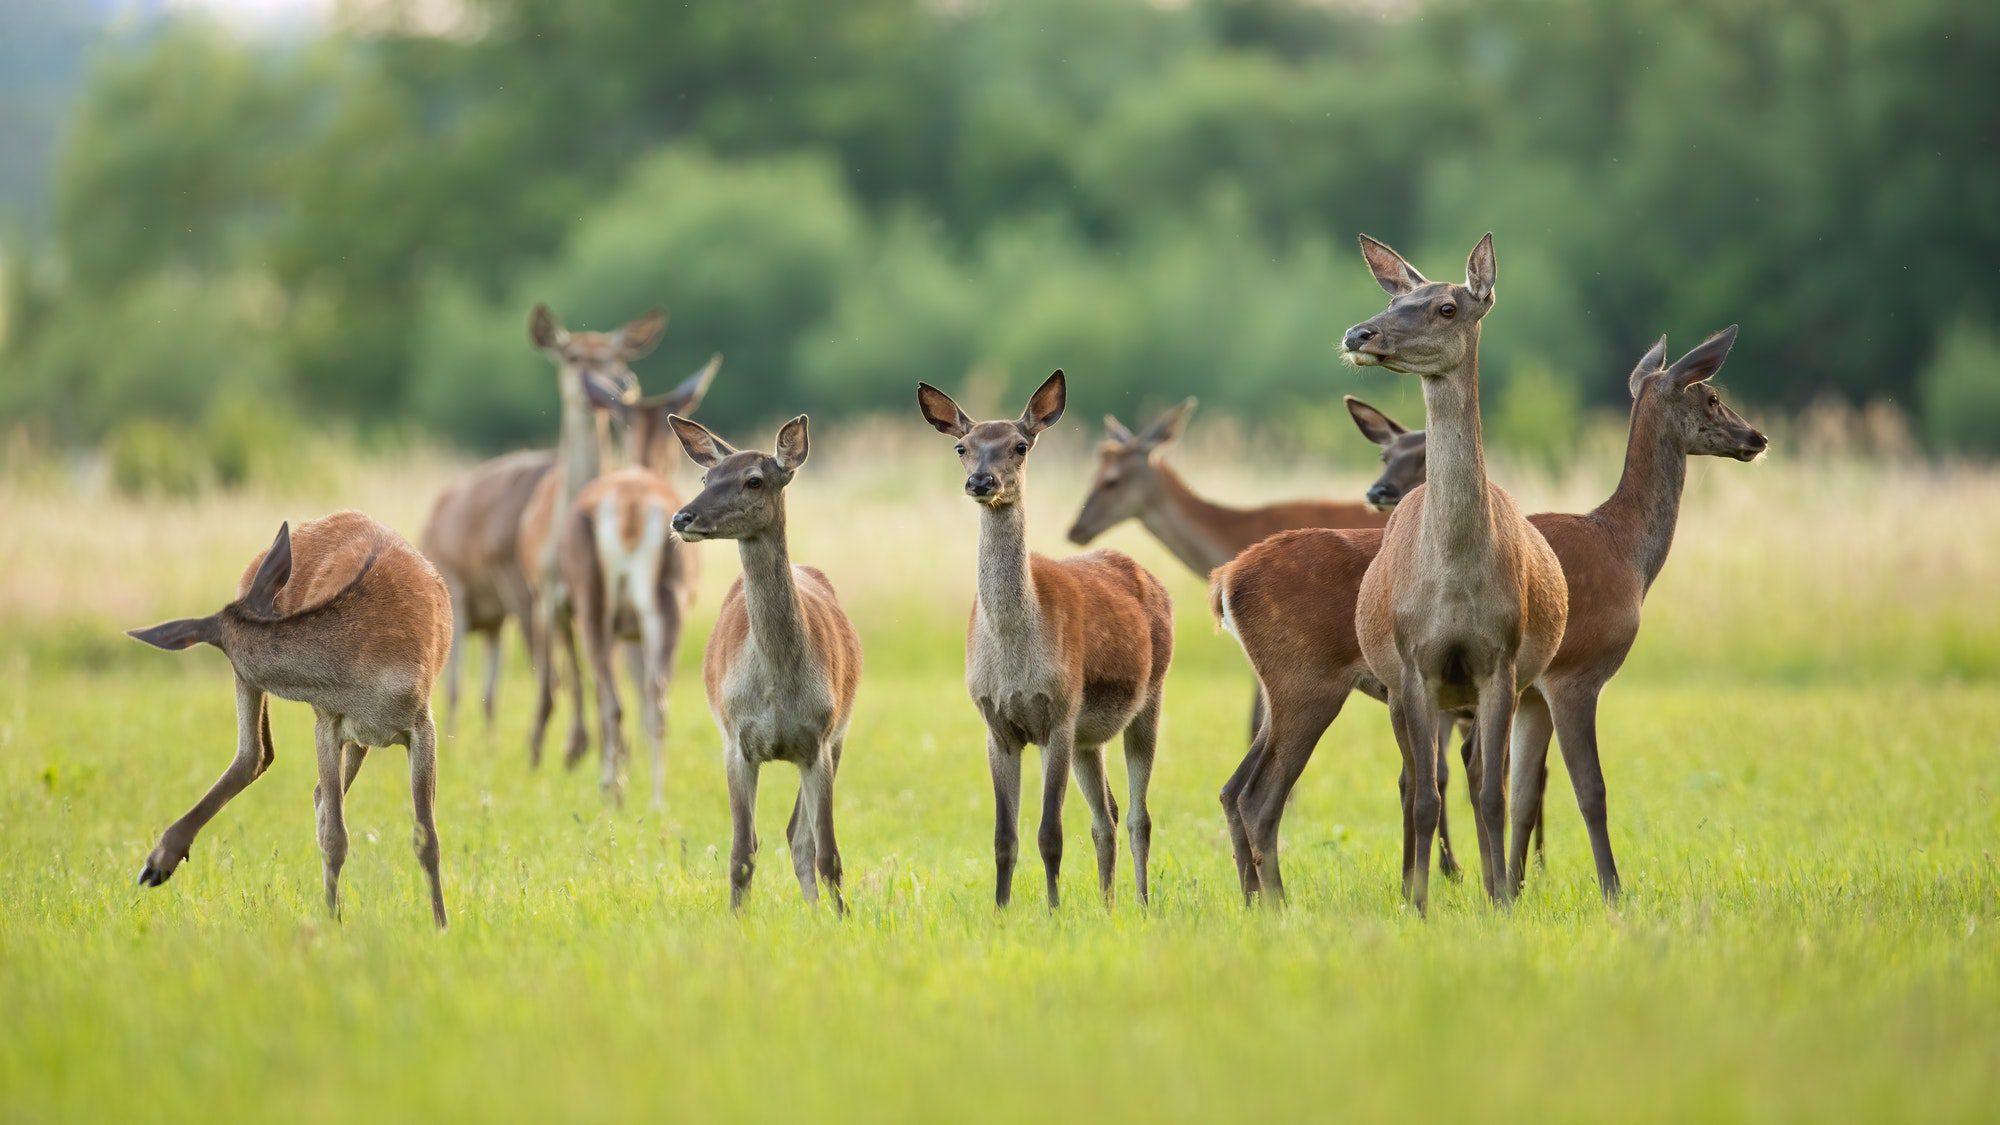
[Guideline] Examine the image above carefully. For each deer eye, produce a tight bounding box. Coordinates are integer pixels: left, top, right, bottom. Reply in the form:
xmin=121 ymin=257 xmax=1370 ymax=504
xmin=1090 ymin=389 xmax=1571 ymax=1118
xmin=1439 ymin=303 xmax=1457 ymax=319
xmin=1015 ymin=442 xmax=1030 ymax=455
xmin=1708 ymin=394 xmax=1719 ymax=407
xmin=954 ymin=444 xmax=966 ymax=456
xmin=746 ymin=477 xmax=764 ymax=490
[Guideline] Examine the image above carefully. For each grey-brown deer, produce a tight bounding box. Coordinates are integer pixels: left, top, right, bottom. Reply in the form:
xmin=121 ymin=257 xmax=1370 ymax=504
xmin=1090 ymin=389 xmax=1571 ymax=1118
xmin=919 ymin=371 xmax=1175 ymax=907
xmin=557 ymin=356 xmax=721 ymax=807
xmin=516 ymin=304 xmax=665 ymax=770
xmin=127 ymin=512 xmax=454 ymax=927
xmin=668 ymin=415 xmax=861 ymax=913
xmin=1348 ymin=233 xmax=1568 ymax=912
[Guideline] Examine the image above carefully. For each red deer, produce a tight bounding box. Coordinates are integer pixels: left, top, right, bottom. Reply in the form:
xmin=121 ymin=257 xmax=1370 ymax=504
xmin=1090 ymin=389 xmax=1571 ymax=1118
xmin=515 ymin=305 xmax=665 ymax=770
xmin=558 ymin=356 xmax=721 ymax=807
xmin=668 ymin=415 xmax=861 ymax=913
xmin=918 ymin=372 xmax=1174 ymax=907
xmin=1348 ymin=233 xmax=1568 ymax=912
xmin=127 ymin=512 xmax=454 ymax=928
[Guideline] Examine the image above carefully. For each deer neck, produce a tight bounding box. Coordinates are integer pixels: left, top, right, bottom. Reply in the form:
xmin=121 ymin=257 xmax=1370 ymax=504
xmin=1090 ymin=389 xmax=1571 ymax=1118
xmin=977 ymin=496 xmax=1039 ymax=640
xmin=735 ymin=508 xmax=810 ymax=666
xmin=1599 ymin=401 xmax=1688 ymax=593
xmin=1415 ymin=343 xmax=1495 ymax=560
xmin=555 ymin=377 xmax=604 ymax=504
xmin=1140 ymin=463 xmax=1237 ymax=575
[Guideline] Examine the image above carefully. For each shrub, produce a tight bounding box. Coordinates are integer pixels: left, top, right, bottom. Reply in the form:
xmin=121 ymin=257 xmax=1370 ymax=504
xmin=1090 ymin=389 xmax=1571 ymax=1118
xmin=1919 ymin=316 xmax=2000 ymax=456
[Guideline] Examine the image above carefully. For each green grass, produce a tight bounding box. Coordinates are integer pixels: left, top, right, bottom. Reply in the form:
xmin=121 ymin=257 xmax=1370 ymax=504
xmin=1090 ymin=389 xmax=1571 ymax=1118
xmin=3 ymin=633 xmax=1996 ymax=1123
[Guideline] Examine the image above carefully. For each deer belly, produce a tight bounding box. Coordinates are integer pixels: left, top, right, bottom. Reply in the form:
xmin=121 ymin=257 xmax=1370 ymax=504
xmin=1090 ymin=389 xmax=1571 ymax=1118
xmin=974 ymin=690 xmax=1063 ymax=747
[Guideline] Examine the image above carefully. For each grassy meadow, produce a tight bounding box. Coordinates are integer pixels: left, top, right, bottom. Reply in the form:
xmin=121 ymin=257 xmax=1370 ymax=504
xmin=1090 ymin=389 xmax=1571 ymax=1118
xmin=2 ymin=419 xmax=1997 ymax=1122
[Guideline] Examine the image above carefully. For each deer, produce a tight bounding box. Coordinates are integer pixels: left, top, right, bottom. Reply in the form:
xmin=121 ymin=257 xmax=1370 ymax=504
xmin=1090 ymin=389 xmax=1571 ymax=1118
xmin=918 ymin=371 xmax=1175 ymax=908
xmin=1347 ymin=232 xmax=1568 ymax=913
xmin=558 ymin=356 xmax=722 ymax=807
xmin=1213 ymin=331 xmax=1764 ymax=905
xmin=515 ymin=304 xmax=666 ymax=772
xmin=125 ymin=512 xmax=454 ymax=928
xmin=667 ymin=414 xmax=861 ymax=913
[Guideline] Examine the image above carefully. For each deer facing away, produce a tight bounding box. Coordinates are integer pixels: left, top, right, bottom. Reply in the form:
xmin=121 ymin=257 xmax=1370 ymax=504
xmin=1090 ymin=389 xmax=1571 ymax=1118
xmin=558 ymin=357 xmax=721 ymax=807
xmin=919 ymin=371 xmax=1175 ymax=907
xmin=127 ymin=511 xmax=454 ymax=928
xmin=1348 ymin=232 xmax=1569 ymax=912
xmin=669 ymin=414 xmax=861 ymax=913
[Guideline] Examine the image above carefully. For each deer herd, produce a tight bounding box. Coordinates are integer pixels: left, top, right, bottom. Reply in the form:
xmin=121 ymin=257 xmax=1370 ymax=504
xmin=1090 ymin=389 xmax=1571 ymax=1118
xmin=126 ymin=232 xmax=1767 ymax=927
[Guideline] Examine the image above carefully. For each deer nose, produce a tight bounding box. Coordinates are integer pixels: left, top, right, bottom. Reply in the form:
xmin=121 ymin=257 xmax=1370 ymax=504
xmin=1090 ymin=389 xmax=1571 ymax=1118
xmin=1748 ymin=430 xmax=1769 ymax=450
xmin=1344 ymin=326 xmax=1378 ymax=351
xmin=1367 ymin=483 xmax=1399 ymax=507
xmin=966 ymin=473 xmax=998 ymax=498
xmin=671 ymin=510 xmax=696 ymax=532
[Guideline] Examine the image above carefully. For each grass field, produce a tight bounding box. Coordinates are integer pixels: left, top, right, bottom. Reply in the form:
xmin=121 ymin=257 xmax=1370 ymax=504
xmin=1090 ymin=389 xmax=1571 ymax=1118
xmin=2 ymin=425 xmax=1997 ymax=1122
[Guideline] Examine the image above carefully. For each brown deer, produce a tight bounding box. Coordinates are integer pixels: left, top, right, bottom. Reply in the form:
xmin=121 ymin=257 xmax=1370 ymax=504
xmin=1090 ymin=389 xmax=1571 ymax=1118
xmin=516 ymin=304 xmax=666 ymax=770
xmin=668 ymin=415 xmax=861 ymax=913
xmin=1213 ymin=332 xmax=1763 ymax=904
xmin=1068 ymin=395 xmax=1415 ymax=739
xmin=558 ymin=356 xmax=722 ymax=807
xmin=1348 ymin=232 xmax=1568 ymax=912
xmin=1500 ymin=326 xmax=1764 ymax=898
xmin=126 ymin=512 xmax=454 ymax=928
xmin=420 ymin=450 xmax=551 ymax=732
xmin=918 ymin=371 xmax=1175 ymax=908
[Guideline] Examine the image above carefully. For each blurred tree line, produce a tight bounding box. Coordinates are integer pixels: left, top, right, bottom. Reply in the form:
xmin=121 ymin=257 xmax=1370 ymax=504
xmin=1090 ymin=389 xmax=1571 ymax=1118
xmin=2 ymin=0 xmax=1997 ymax=456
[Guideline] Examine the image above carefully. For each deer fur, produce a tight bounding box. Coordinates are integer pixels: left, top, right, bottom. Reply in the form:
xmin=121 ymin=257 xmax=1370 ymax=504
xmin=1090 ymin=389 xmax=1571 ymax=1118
xmin=1347 ymin=233 xmax=1569 ymax=912
xmin=420 ymin=449 xmax=552 ymax=731
xmin=919 ymin=371 xmax=1175 ymax=908
xmin=558 ymin=356 xmax=720 ymax=807
xmin=126 ymin=511 xmax=453 ymax=928
xmin=516 ymin=304 xmax=666 ymax=771
xmin=669 ymin=414 xmax=861 ymax=913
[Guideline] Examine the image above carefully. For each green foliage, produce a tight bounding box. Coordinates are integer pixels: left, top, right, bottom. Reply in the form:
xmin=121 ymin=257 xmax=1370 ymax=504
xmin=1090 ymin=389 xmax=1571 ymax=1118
xmin=105 ymin=418 xmax=208 ymax=498
xmin=1919 ymin=316 xmax=2000 ymax=454
xmin=1491 ymin=356 xmax=1588 ymax=466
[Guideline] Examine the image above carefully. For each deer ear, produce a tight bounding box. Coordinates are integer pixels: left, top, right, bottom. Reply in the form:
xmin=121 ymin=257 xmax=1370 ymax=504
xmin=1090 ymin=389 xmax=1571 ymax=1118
xmin=1464 ymin=232 xmax=1496 ymax=303
xmin=773 ymin=415 xmax=809 ymax=474
xmin=660 ymin=354 xmax=721 ymax=416
xmin=1345 ymin=395 xmax=1408 ymax=446
xmin=916 ymin=383 xmax=974 ymax=438
xmin=616 ymin=308 xmax=668 ymax=360
xmin=669 ymin=415 xmax=735 ymax=468
xmin=1138 ymin=397 xmax=1196 ymax=450
xmin=127 ymin=616 xmax=218 ymax=651
xmin=1358 ymin=234 xmax=1427 ymax=296
xmin=1019 ymin=369 xmax=1067 ymax=436
xmin=1103 ymin=414 xmax=1136 ymax=445
xmin=529 ymin=304 xmax=567 ymax=351
xmin=1628 ymin=335 xmax=1670 ymax=399
xmin=242 ymin=522 xmax=292 ymax=616
xmin=1668 ymin=325 xmax=1739 ymax=390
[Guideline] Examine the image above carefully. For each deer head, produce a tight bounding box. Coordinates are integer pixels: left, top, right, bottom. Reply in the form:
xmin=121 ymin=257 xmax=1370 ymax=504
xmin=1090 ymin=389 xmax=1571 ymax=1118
xmin=1341 ymin=233 xmax=1496 ymax=379
xmin=529 ymin=304 xmax=663 ymax=410
xmin=1066 ymin=398 xmax=1196 ymax=544
xmin=1628 ymin=327 xmax=1768 ymax=461
xmin=667 ymin=415 xmax=810 ymax=541
xmin=624 ymin=354 xmax=723 ymax=472
xmin=1345 ymin=396 xmax=1426 ymax=511
xmin=917 ymin=370 xmax=1066 ymax=508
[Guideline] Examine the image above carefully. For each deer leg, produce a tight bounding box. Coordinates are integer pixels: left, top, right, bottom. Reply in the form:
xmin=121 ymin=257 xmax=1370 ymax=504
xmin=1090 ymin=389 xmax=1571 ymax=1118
xmin=576 ymin=579 xmax=624 ymax=805
xmin=1434 ymin=716 xmax=1463 ymax=882
xmin=1124 ymin=694 xmax=1160 ymax=907
xmin=1391 ymin=686 xmax=1441 ymax=915
xmin=441 ymin=580 xmax=468 ymax=732
xmin=809 ymin=747 xmax=844 ymax=915
xmin=726 ymin=747 xmax=760 ymax=911
xmin=497 ymin=565 xmax=536 ymax=732
xmin=1037 ymin=730 xmax=1074 ymax=909
xmin=342 ymin=743 xmax=367 ymax=795
xmin=1506 ymin=690 xmax=1555 ymax=894
xmin=1548 ymin=683 xmax=1622 ymax=902
xmin=1069 ymin=745 xmax=1117 ymax=906
xmin=1247 ymin=686 xmax=1266 ymax=746
xmin=785 ymin=783 xmax=818 ymax=905
xmin=638 ymin=588 xmax=680 ymax=812
xmin=408 ymin=711 xmax=447 ymax=928
xmin=556 ymin=605 xmax=591 ymax=773
xmin=1220 ymin=717 xmax=1271 ymax=905
xmin=312 ymin=714 xmax=349 ymax=921
xmin=1239 ymin=688 xmax=1343 ymax=908
xmin=480 ymin=627 xmax=503 ymax=733
xmin=1471 ymin=668 xmax=1518 ymax=905
xmin=987 ymin=732 xmax=1022 ymax=908
xmin=140 ymin=677 xmax=272 ymax=888
xmin=526 ymin=595 xmax=557 ymax=769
